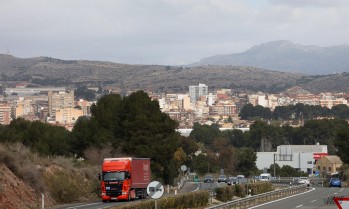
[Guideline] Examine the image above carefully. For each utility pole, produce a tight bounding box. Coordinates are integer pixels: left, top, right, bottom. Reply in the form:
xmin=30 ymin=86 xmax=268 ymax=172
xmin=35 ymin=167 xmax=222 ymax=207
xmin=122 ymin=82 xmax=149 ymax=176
xmin=273 ymin=153 xmax=276 ymax=177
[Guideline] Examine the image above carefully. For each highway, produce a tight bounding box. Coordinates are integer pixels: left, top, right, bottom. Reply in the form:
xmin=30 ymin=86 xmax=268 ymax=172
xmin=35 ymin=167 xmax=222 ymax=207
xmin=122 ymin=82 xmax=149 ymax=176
xmin=48 ymin=183 xmax=347 ymax=209
xmin=249 ymin=187 xmax=348 ymax=209
xmin=48 ymin=181 xmax=210 ymax=209
xmin=48 ymin=200 xmax=130 ymax=209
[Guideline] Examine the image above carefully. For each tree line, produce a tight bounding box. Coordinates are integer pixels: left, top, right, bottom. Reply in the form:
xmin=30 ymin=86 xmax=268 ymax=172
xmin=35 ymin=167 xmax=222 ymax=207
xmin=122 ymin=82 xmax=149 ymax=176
xmin=189 ymin=118 xmax=349 ymax=175
xmin=239 ymin=103 xmax=349 ymax=120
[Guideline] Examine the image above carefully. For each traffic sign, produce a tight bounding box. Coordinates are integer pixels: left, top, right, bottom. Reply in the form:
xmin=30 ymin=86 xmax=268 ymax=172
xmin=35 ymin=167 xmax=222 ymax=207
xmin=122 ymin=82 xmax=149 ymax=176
xmin=181 ymin=165 xmax=187 ymax=172
xmin=147 ymin=181 xmax=164 ymax=199
xmin=335 ymin=197 xmax=349 ymax=209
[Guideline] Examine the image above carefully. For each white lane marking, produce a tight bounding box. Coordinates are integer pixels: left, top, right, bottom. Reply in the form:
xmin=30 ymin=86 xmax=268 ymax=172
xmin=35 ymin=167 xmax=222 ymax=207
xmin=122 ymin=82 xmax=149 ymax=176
xmin=310 ymin=200 xmax=317 ymax=203
xmin=334 ymin=192 xmax=338 ymax=195
xmin=295 ymin=205 xmax=303 ymax=208
xmin=192 ymin=183 xmax=200 ymax=192
xmin=66 ymin=202 xmax=100 ymax=208
xmin=340 ymin=188 xmax=344 ymax=192
xmin=248 ymin=188 xmax=315 ymax=209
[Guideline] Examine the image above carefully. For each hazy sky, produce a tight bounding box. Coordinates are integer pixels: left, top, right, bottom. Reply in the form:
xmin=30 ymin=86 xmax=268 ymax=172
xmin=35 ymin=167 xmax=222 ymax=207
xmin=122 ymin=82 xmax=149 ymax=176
xmin=1 ymin=0 xmax=349 ymax=65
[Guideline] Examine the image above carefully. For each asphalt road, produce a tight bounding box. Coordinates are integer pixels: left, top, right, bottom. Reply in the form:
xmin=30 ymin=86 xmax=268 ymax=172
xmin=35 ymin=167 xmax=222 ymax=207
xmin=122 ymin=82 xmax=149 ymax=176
xmin=48 ymin=181 xmax=217 ymax=209
xmin=49 ymin=182 xmax=347 ymax=209
xmin=48 ymin=200 xmax=132 ymax=209
xmin=249 ymin=187 xmax=348 ymax=209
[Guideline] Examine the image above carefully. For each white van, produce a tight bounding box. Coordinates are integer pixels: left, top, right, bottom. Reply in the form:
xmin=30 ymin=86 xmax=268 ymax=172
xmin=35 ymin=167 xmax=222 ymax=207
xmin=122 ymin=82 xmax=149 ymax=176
xmin=260 ymin=173 xmax=271 ymax=181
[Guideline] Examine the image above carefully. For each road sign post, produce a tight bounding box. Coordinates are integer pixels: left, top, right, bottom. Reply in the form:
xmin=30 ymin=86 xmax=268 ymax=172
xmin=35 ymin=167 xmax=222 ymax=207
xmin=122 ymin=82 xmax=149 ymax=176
xmin=147 ymin=181 xmax=164 ymax=209
xmin=335 ymin=197 xmax=349 ymax=209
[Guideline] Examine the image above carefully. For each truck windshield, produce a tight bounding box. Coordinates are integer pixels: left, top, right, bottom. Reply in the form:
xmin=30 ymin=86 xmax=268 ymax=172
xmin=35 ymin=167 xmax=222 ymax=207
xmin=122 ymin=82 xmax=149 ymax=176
xmin=103 ymin=172 xmax=126 ymax=181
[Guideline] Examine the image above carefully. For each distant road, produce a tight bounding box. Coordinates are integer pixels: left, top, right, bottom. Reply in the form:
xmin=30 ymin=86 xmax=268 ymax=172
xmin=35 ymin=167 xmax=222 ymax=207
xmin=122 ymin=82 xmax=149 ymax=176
xmin=249 ymin=187 xmax=348 ymax=209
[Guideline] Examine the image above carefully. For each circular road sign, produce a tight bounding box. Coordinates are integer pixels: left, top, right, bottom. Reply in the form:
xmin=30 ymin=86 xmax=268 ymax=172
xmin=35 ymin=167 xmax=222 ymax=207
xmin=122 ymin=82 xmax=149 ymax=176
xmin=181 ymin=165 xmax=187 ymax=172
xmin=147 ymin=181 xmax=164 ymax=199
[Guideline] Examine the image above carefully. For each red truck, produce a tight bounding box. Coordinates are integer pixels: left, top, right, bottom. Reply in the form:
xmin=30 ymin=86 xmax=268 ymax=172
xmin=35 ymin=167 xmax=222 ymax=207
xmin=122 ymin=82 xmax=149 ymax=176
xmin=99 ymin=157 xmax=151 ymax=202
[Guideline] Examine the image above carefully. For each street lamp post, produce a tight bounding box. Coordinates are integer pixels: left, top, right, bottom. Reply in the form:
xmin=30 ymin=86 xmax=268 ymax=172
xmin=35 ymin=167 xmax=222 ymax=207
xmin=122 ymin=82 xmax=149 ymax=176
xmin=273 ymin=153 xmax=276 ymax=177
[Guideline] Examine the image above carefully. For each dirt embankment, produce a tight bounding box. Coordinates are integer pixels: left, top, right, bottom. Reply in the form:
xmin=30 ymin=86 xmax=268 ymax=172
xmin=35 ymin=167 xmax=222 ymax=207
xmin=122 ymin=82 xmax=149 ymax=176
xmin=0 ymin=164 xmax=54 ymax=209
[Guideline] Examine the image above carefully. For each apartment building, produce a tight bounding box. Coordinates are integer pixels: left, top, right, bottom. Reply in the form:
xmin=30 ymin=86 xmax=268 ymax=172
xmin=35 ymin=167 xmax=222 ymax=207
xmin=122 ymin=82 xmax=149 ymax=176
xmin=55 ymin=107 xmax=83 ymax=124
xmin=0 ymin=102 xmax=12 ymax=125
xmin=48 ymin=91 xmax=74 ymax=117
xmin=189 ymin=83 xmax=208 ymax=103
xmin=12 ymin=97 xmax=35 ymax=119
xmin=209 ymin=101 xmax=237 ymax=116
xmin=319 ymin=97 xmax=348 ymax=109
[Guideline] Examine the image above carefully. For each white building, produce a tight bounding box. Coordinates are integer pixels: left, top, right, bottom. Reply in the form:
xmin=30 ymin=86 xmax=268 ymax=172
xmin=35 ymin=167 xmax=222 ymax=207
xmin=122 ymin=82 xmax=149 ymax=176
xmin=207 ymin=93 xmax=216 ymax=106
xmin=256 ymin=144 xmax=328 ymax=175
xmin=157 ymin=98 xmax=166 ymax=110
xmin=257 ymin=95 xmax=268 ymax=107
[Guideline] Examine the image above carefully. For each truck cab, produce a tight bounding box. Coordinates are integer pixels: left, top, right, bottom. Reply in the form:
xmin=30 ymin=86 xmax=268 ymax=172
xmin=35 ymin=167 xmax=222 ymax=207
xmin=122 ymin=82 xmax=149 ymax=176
xmin=100 ymin=158 xmax=150 ymax=202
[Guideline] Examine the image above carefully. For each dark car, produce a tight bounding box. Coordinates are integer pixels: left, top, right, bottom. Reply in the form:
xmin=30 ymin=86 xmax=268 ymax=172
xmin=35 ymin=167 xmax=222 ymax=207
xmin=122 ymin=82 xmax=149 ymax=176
xmin=218 ymin=175 xmax=228 ymax=183
xmin=329 ymin=178 xmax=341 ymax=188
xmin=204 ymin=175 xmax=214 ymax=183
xmin=227 ymin=177 xmax=238 ymax=186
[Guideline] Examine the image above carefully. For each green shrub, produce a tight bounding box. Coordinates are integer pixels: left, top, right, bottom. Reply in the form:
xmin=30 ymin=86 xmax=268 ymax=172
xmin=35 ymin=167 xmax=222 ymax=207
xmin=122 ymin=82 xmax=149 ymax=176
xmin=114 ymin=190 xmax=209 ymax=209
xmin=234 ymin=184 xmax=245 ymax=198
xmin=215 ymin=182 xmax=273 ymax=202
xmin=215 ymin=186 xmax=235 ymax=202
xmin=0 ymin=144 xmax=45 ymax=192
xmin=44 ymin=169 xmax=97 ymax=203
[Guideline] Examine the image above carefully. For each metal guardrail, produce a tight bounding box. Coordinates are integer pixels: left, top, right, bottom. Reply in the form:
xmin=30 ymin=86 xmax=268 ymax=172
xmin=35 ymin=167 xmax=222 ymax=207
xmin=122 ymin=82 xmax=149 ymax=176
xmin=205 ymin=184 xmax=308 ymax=209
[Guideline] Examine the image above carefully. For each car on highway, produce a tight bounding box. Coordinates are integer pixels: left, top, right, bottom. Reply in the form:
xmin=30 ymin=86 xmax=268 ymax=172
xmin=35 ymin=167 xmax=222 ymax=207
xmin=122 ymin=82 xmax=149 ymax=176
xmin=237 ymin=175 xmax=247 ymax=184
xmin=218 ymin=174 xmax=228 ymax=183
xmin=227 ymin=177 xmax=238 ymax=185
xmin=329 ymin=178 xmax=341 ymax=188
xmin=259 ymin=173 xmax=271 ymax=181
xmin=204 ymin=175 xmax=214 ymax=183
xmin=298 ymin=177 xmax=310 ymax=186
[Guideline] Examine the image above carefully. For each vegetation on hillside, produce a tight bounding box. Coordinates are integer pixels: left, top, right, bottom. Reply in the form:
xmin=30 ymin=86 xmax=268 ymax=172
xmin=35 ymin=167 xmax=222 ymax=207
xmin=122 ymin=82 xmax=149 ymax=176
xmin=239 ymin=103 xmax=349 ymax=120
xmin=0 ymin=143 xmax=99 ymax=206
xmin=3 ymin=54 xmax=349 ymax=93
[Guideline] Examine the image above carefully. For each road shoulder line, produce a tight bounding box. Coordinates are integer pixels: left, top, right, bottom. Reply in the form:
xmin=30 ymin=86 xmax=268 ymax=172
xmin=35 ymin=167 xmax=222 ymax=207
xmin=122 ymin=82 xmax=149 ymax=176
xmin=248 ymin=187 xmax=315 ymax=209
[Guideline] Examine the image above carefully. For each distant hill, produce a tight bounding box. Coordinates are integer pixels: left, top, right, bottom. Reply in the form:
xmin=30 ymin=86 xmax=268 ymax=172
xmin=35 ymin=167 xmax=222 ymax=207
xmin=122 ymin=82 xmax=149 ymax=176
xmin=194 ymin=40 xmax=349 ymax=75
xmin=0 ymin=54 xmax=348 ymax=93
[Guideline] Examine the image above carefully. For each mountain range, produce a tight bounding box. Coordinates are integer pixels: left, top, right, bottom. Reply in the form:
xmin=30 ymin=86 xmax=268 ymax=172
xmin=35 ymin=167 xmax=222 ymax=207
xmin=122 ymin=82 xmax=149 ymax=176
xmin=0 ymin=46 xmax=349 ymax=94
xmin=194 ymin=40 xmax=349 ymax=75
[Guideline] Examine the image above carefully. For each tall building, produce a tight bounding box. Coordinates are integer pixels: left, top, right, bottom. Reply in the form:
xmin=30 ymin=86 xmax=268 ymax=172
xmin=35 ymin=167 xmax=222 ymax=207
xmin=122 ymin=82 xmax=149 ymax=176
xmin=182 ymin=96 xmax=191 ymax=110
xmin=0 ymin=102 xmax=12 ymax=125
xmin=48 ymin=91 xmax=74 ymax=118
xmin=189 ymin=83 xmax=208 ymax=103
xmin=13 ymin=97 xmax=35 ymax=119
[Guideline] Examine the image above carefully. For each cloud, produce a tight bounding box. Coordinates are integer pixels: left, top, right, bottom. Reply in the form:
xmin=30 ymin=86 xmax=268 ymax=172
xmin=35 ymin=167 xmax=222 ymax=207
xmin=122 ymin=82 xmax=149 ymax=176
xmin=1 ymin=0 xmax=349 ymax=65
xmin=268 ymin=0 xmax=349 ymax=8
